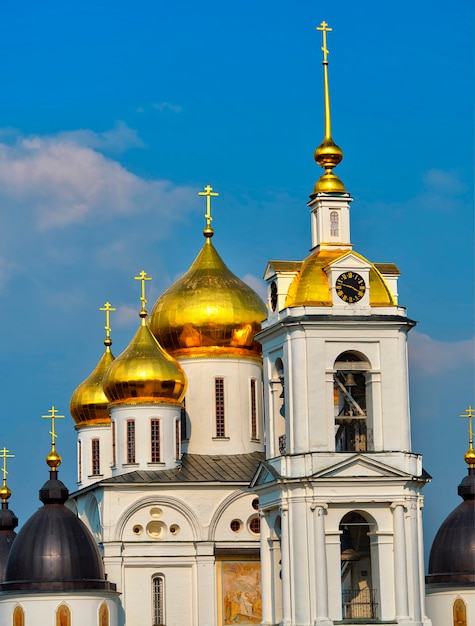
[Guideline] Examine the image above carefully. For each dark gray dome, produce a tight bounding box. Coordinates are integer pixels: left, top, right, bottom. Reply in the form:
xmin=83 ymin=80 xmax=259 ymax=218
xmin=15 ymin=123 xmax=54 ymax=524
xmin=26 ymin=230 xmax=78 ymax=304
xmin=0 ymin=504 xmax=18 ymax=582
xmin=426 ymin=469 xmax=475 ymax=586
xmin=1 ymin=471 xmax=113 ymax=593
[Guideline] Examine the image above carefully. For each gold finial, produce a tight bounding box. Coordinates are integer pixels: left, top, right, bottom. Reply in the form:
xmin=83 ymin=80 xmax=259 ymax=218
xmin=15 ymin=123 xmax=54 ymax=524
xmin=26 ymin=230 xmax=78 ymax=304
xmin=100 ymin=301 xmax=116 ymax=349
xmin=134 ymin=270 xmax=152 ymax=322
xmin=460 ymin=405 xmax=475 ymax=468
xmin=313 ymin=21 xmax=345 ymax=194
xmin=0 ymin=447 xmax=14 ymax=503
xmin=41 ymin=406 xmax=65 ymax=470
xmin=198 ymin=185 xmax=219 ymax=238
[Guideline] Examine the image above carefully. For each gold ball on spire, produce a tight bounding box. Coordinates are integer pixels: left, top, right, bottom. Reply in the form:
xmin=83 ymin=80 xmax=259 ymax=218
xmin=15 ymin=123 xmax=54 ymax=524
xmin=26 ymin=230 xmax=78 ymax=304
xmin=464 ymin=447 xmax=475 ymax=468
xmin=46 ymin=447 xmax=62 ymax=469
xmin=0 ymin=483 xmax=11 ymax=503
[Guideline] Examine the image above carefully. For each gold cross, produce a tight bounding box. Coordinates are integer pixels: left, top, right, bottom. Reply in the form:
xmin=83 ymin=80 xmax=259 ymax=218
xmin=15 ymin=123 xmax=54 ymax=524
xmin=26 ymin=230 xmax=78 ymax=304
xmin=0 ymin=447 xmax=14 ymax=482
xmin=41 ymin=406 xmax=65 ymax=446
xmin=134 ymin=270 xmax=152 ymax=313
xmin=460 ymin=405 xmax=475 ymax=442
xmin=198 ymin=185 xmax=219 ymax=229
xmin=100 ymin=301 xmax=116 ymax=340
xmin=316 ymin=20 xmax=332 ymax=63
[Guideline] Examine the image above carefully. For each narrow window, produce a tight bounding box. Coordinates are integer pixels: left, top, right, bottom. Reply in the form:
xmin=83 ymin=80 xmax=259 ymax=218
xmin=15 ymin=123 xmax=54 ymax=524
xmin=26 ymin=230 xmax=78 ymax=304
xmin=175 ymin=420 xmax=181 ymax=460
xmin=180 ymin=397 xmax=187 ymax=440
xmin=330 ymin=210 xmax=339 ymax=236
xmin=56 ymin=604 xmax=71 ymax=626
xmin=215 ymin=378 xmax=225 ymax=437
xmin=151 ymin=419 xmax=160 ymax=463
xmin=127 ymin=420 xmax=136 ymax=464
xmin=250 ymin=379 xmax=258 ymax=439
xmin=99 ymin=602 xmax=109 ymax=626
xmin=152 ymin=575 xmax=165 ymax=626
xmin=78 ymin=440 xmax=82 ymax=483
xmin=13 ymin=606 xmax=24 ymax=626
xmin=111 ymin=421 xmax=116 ymax=467
xmin=92 ymin=439 xmax=100 ymax=476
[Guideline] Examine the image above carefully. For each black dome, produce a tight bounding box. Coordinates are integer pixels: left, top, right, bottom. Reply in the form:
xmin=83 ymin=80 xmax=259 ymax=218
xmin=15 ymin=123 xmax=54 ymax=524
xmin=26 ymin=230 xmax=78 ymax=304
xmin=1 ymin=471 xmax=113 ymax=592
xmin=0 ymin=504 xmax=18 ymax=583
xmin=426 ymin=469 xmax=475 ymax=586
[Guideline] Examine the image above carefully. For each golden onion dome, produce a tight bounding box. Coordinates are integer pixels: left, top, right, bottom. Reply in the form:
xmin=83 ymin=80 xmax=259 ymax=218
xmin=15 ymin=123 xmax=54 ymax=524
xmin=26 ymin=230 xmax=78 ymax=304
xmin=70 ymin=344 xmax=115 ymax=429
xmin=148 ymin=236 xmax=267 ymax=359
xmin=103 ymin=311 xmax=187 ymax=406
xmin=285 ymin=249 xmax=395 ymax=308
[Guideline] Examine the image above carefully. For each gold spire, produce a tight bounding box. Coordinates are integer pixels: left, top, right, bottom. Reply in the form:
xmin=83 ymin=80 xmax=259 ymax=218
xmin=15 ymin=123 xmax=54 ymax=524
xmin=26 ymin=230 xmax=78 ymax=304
xmin=0 ymin=447 xmax=14 ymax=504
xmin=70 ymin=302 xmax=116 ymax=428
xmin=198 ymin=185 xmax=219 ymax=239
xmin=460 ymin=405 xmax=475 ymax=468
xmin=41 ymin=406 xmax=64 ymax=470
xmin=134 ymin=270 xmax=152 ymax=322
xmin=99 ymin=301 xmax=116 ymax=349
xmin=313 ymin=21 xmax=346 ymax=194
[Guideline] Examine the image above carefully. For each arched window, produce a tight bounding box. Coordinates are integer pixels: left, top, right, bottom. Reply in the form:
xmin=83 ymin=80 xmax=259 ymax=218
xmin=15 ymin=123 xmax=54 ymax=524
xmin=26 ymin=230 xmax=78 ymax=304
xmin=250 ymin=378 xmax=258 ymax=440
xmin=91 ymin=439 xmax=100 ymax=475
xmin=330 ymin=211 xmax=339 ymax=236
xmin=56 ymin=604 xmax=71 ymax=626
xmin=340 ymin=512 xmax=377 ymax=620
xmin=151 ymin=419 xmax=160 ymax=463
xmin=453 ymin=598 xmax=467 ymax=626
xmin=13 ymin=606 xmax=24 ymax=626
xmin=152 ymin=575 xmax=165 ymax=626
xmin=215 ymin=378 xmax=225 ymax=437
xmin=127 ymin=419 xmax=136 ymax=464
xmin=99 ymin=602 xmax=109 ymax=626
xmin=334 ymin=352 xmax=370 ymax=451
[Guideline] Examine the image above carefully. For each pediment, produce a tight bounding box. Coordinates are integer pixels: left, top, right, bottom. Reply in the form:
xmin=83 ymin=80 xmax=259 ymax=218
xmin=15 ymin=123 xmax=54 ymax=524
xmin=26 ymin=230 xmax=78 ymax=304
xmin=312 ymin=455 xmax=411 ymax=480
xmin=327 ymin=252 xmax=371 ymax=271
xmin=263 ymin=260 xmax=302 ymax=281
xmin=250 ymin=461 xmax=281 ymax=488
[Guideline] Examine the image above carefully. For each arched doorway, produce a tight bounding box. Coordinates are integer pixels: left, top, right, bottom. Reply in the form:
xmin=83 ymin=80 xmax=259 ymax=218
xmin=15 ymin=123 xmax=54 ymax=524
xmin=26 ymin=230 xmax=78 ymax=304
xmin=340 ymin=511 xmax=377 ymax=619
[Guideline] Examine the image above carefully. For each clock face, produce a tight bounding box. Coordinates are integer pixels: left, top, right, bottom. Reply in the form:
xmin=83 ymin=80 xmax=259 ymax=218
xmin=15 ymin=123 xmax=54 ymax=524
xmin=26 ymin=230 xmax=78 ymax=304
xmin=335 ymin=272 xmax=366 ymax=303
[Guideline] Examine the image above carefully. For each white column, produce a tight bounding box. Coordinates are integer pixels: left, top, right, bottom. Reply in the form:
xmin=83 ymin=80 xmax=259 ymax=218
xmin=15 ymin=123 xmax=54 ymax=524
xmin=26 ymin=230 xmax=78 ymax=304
xmin=260 ymin=512 xmax=273 ymax=626
xmin=311 ymin=503 xmax=332 ymax=626
xmin=409 ymin=500 xmax=423 ymax=623
xmin=391 ymin=502 xmax=410 ymax=620
xmin=289 ymin=497 xmax=311 ymax=625
xmin=287 ymin=331 xmax=308 ymax=454
xmin=280 ymin=505 xmax=292 ymax=626
xmin=196 ymin=544 xmax=215 ymax=626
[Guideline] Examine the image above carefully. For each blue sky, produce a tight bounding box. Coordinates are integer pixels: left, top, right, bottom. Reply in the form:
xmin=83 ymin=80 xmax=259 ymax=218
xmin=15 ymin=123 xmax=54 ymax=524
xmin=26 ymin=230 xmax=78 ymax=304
xmin=0 ymin=1 xmax=473 ymax=563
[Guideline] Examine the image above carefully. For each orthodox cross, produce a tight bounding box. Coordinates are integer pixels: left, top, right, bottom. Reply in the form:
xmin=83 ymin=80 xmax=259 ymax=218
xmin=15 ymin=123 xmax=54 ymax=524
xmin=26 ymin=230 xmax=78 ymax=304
xmin=198 ymin=185 xmax=219 ymax=229
xmin=460 ymin=405 xmax=474 ymax=445
xmin=316 ymin=20 xmax=332 ymax=63
xmin=41 ymin=405 xmax=65 ymax=447
xmin=100 ymin=301 xmax=116 ymax=341
xmin=0 ymin=447 xmax=14 ymax=483
xmin=134 ymin=270 xmax=152 ymax=313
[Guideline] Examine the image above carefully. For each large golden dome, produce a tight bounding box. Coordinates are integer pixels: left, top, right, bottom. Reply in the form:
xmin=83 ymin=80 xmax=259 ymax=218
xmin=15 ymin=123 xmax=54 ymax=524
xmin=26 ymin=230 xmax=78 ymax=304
xmin=103 ymin=313 xmax=187 ymax=406
xmin=149 ymin=236 xmax=266 ymax=358
xmin=70 ymin=344 xmax=114 ymax=429
xmin=285 ymin=249 xmax=395 ymax=307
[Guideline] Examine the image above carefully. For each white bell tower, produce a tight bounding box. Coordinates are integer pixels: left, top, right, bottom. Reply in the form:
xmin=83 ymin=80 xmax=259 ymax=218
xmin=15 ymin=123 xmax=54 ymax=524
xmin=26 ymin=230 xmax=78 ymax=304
xmin=252 ymin=21 xmax=431 ymax=626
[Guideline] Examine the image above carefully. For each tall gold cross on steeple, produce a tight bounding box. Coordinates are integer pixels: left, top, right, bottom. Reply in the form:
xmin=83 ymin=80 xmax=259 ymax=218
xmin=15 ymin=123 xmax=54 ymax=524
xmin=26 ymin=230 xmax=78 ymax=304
xmin=198 ymin=185 xmax=219 ymax=230
xmin=317 ymin=20 xmax=332 ymax=64
xmin=460 ymin=405 xmax=474 ymax=443
xmin=0 ymin=447 xmax=14 ymax=483
xmin=41 ymin=405 xmax=65 ymax=447
xmin=134 ymin=270 xmax=152 ymax=315
xmin=100 ymin=301 xmax=116 ymax=342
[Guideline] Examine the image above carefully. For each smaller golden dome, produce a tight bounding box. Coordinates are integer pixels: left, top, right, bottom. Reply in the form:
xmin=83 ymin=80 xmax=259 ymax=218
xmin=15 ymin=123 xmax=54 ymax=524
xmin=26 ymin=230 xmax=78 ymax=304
xmin=70 ymin=345 xmax=114 ymax=428
xmin=46 ymin=446 xmax=62 ymax=469
xmin=285 ymin=249 xmax=395 ymax=308
xmin=103 ymin=315 xmax=187 ymax=406
xmin=0 ymin=482 xmax=11 ymax=503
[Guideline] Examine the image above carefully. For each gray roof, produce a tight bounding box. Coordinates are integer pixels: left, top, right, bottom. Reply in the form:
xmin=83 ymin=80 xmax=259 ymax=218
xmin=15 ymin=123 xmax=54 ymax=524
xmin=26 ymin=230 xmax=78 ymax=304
xmin=100 ymin=452 xmax=265 ymax=485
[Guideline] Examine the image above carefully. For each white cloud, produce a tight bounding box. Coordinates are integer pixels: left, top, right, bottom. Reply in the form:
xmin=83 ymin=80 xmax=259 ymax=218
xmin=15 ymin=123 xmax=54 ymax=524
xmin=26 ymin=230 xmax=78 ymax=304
xmin=242 ymin=273 xmax=267 ymax=301
xmin=0 ymin=127 xmax=196 ymax=230
xmin=54 ymin=121 xmax=145 ymax=154
xmin=408 ymin=330 xmax=474 ymax=375
xmin=153 ymin=102 xmax=183 ymax=114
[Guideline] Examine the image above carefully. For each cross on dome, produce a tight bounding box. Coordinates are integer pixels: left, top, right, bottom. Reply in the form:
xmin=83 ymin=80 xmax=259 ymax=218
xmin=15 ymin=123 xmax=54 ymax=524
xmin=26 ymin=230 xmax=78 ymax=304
xmin=134 ymin=270 xmax=152 ymax=319
xmin=198 ymin=184 xmax=219 ymax=238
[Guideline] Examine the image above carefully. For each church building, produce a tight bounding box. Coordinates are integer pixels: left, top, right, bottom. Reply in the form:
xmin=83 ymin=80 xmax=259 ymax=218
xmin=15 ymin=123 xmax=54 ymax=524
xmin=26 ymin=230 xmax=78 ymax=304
xmin=0 ymin=20 xmax=472 ymax=626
